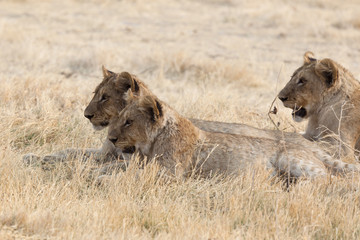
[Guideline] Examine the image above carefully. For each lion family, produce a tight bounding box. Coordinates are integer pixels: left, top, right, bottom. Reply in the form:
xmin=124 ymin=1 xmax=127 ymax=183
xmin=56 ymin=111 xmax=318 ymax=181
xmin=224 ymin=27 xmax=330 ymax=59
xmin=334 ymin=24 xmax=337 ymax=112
xmin=25 ymin=52 xmax=360 ymax=184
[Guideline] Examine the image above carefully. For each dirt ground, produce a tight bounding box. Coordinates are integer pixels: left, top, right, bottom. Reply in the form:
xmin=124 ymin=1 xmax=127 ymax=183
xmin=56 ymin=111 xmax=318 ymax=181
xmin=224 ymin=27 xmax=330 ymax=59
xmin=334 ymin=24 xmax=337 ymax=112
xmin=1 ymin=0 xmax=360 ymax=239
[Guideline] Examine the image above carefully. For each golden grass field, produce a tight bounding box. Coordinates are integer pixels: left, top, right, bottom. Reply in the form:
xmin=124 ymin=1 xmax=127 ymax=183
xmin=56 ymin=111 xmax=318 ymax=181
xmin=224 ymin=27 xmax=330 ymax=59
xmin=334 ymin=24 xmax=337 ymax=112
xmin=2 ymin=0 xmax=360 ymax=239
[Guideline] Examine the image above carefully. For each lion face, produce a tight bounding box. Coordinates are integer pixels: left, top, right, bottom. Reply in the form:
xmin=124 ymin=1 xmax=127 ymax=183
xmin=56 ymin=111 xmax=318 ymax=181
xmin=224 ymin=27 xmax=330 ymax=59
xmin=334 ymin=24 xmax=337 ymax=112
xmin=84 ymin=67 xmax=140 ymax=130
xmin=278 ymin=52 xmax=339 ymax=122
xmin=107 ymin=93 xmax=163 ymax=154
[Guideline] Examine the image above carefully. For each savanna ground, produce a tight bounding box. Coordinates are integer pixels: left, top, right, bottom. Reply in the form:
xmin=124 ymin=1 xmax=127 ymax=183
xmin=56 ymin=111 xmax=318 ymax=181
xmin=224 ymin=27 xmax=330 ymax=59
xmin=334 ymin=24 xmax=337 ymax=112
xmin=1 ymin=0 xmax=360 ymax=239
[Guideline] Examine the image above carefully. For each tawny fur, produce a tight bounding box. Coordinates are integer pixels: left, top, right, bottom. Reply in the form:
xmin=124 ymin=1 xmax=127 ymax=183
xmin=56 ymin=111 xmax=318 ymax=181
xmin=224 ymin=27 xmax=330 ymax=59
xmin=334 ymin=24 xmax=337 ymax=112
xmin=107 ymin=92 xmax=360 ymax=179
xmin=278 ymin=52 xmax=360 ymax=160
xmin=84 ymin=67 xmax=324 ymax=159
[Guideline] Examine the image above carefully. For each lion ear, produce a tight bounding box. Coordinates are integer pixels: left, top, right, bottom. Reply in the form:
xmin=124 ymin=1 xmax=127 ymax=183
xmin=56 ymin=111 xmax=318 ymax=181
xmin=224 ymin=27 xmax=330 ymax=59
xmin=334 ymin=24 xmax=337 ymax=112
xmin=123 ymin=88 xmax=136 ymax=104
xmin=315 ymin=58 xmax=339 ymax=88
xmin=303 ymin=51 xmax=317 ymax=64
xmin=141 ymin=96 xmax=163 ymax=122
xmin=102 ymin=65 xmax=115 ymax=78
xmin=120 ymin=72 xmax=140 ymax=94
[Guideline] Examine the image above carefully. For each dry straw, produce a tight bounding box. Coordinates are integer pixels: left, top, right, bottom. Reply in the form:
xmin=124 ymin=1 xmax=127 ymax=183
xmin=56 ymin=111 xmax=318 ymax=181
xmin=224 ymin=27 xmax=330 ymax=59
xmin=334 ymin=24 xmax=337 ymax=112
xmin=1 ymin=0 xmax=360 ymax=239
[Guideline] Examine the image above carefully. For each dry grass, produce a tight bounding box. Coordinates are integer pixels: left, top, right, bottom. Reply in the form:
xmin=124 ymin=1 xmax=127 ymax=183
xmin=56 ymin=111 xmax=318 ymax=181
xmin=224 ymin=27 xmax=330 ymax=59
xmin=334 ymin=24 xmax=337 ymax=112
xmin=1 ymin=0 xmax=360 ymax=239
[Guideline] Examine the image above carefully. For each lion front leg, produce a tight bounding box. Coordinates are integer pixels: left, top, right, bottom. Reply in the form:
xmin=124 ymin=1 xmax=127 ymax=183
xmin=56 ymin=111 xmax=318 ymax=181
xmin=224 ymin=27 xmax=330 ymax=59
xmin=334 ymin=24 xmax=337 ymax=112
xmin=22 ymin=153 xmax=41 ymax=166
xmin=22 ymin=148 xmax=121 ymax=170
xmin=330 ymin=134 xmax=358 ymax=161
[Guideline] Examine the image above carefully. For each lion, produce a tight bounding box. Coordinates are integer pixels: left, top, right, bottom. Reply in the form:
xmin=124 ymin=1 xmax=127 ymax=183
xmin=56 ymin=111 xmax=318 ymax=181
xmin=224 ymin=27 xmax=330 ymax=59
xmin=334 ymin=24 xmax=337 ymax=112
xmin=106 ymin=90 xmax=360 ymax=181
xmin=82 ymin=66 xmax=320 ymax=157
xmin=278 ymin=52 xmax=360 ymax=160
xmin=23 ymin=65 xmax=312 ymax=175
xmin=85 ymin=67 xmax=293 ymax=139
xmin=22 ymin=67 xmax=146 ymax=165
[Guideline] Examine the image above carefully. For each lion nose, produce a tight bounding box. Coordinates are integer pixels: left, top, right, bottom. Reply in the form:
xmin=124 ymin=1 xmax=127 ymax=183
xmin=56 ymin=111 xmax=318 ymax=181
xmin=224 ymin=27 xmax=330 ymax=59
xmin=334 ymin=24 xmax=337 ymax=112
xmin=108 ymin=137 xmax=118 ymax=144
xmin=278 ymin=96 xmax=288 ymax=102
xmin=84 ymin=114 xmax=94 ymax=120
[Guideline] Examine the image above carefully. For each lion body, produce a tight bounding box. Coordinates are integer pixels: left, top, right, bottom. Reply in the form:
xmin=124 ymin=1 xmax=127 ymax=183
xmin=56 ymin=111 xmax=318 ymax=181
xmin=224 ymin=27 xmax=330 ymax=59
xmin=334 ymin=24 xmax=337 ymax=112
xmin=83 ymin=68 xmax=316 ymax=159
xmin=108 ymin=92 xmax=360 ymax=180
xmin=23 ymin=66 xmax=360 ymax=181
xmin=278 ymin=52 xmax=360 ymax=159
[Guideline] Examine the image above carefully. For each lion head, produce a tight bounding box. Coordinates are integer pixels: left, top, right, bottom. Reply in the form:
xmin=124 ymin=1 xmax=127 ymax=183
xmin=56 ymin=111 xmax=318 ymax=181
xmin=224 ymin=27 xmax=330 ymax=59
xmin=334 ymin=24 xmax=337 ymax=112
xmin=84 ymin=66 xmax=142 ymax=130
xmin=107 ymin=91 xmax=164 ymax=154
xmin=278 ymin=52 xmax=340 ymax=122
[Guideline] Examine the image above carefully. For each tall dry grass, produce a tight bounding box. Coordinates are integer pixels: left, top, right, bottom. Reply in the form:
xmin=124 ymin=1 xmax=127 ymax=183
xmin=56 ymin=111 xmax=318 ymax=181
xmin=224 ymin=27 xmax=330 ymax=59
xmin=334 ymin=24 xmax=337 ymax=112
xmin=1 ymin=0 xmax=360 ymax=239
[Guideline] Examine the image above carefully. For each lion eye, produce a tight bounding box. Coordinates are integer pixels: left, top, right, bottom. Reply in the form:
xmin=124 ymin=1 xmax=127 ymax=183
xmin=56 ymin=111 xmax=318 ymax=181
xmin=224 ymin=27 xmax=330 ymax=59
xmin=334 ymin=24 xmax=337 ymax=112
xmin=124 ymin=119 xmax=133 ymax=127
xmin=100 ymin=94 xmax=108 ymax=102
xmin=297 ymin=77 xmax=306 ymax=86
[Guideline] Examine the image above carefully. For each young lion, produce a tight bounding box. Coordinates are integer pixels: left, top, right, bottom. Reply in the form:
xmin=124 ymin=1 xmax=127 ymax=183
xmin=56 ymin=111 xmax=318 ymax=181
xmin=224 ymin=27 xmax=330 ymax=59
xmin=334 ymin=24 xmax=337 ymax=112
xmin=107 ymin=90 xmax=360 ymax=180
xmin=23 ymin=68 xmax=146 ymax=165
xmin=82 ymin=67 xmax=322 ymax=159
xmin=278 ymin=52 xmax=360 ymax=160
